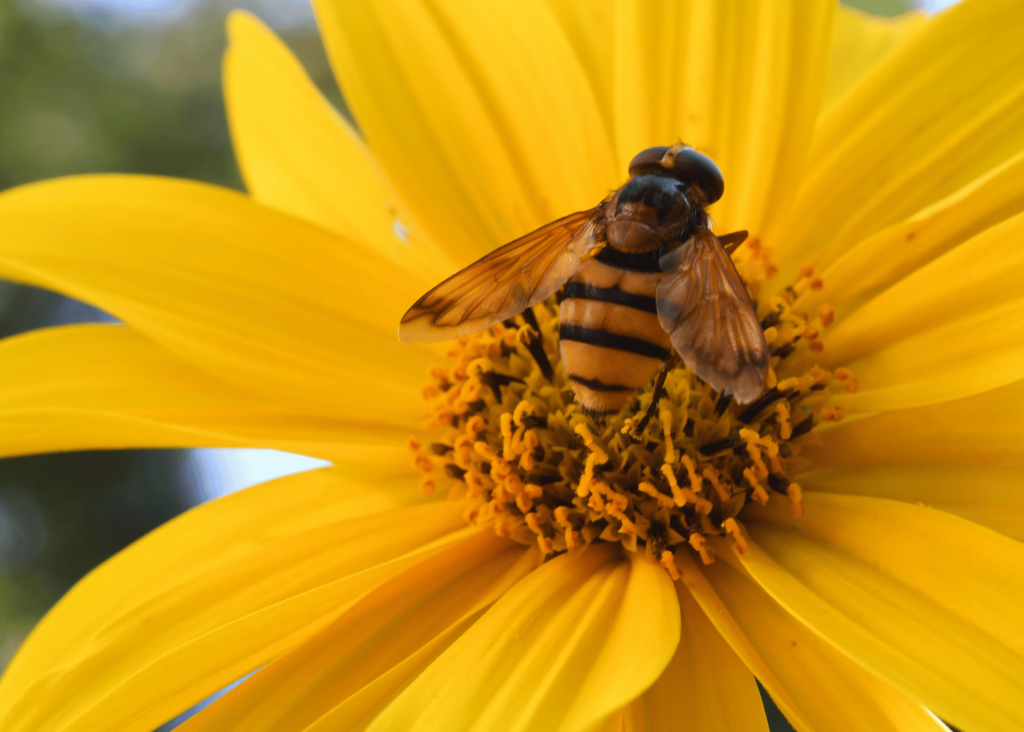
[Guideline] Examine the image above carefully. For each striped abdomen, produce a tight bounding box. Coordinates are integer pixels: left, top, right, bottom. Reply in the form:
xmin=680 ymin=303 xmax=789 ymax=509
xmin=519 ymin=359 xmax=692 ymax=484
xmin=559 ymin=255 xmax=671 ymax=414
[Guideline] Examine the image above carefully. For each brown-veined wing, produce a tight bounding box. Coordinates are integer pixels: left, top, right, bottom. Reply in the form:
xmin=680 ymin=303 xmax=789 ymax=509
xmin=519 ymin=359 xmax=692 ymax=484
xmin=656 ymin=228 xmax=768 ymax=403
xmin=398 ymin=208 xmax=604 ymax=343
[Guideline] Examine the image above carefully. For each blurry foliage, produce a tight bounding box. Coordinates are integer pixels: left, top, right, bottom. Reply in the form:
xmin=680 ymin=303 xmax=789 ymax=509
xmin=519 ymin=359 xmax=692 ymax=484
xmin=0 ymin=451 xmax=196 ymax=669
xmin=0 ymin=0 xmax=340 ymax=190
xmin=851 ymin=0 xmax=915 ymax=15
xmin=0 ymin=2 xmax=237 ymax=189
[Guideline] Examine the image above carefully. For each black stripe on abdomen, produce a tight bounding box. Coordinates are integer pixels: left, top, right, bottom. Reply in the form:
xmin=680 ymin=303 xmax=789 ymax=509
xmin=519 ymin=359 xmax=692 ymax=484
xmin=559 ymin=324 xmax=669 ymax=360
xmin=594 ymin=244 xmax=665 ymax=273
xmin=563 ymin=282 xmax=657 ymax=314
xmin=568 ymin=374 xmax=633 ymax=392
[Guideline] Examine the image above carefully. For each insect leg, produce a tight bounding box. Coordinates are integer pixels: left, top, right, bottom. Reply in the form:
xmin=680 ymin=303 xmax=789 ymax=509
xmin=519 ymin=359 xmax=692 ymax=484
xmin=518 ymin=307 xmax=555 ymax=381
xmin=718 ymin=229 xmax=748 ymax=254
xmin=631 ymin=354 xmax=681 ymax=438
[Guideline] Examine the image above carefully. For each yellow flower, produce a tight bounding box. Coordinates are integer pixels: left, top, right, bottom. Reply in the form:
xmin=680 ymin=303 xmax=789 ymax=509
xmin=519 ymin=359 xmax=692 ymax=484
xmin=0 ymin=1 xmax=1023 ymax=731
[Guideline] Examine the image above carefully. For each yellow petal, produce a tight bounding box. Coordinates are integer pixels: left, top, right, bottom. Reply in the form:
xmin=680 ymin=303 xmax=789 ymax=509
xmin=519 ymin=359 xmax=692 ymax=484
xmin=800 ymin=465 xmax=1024 ymax=544
xmin=797 ymin=147 xmax=1024 ymax=319
xmin=542 ymin=0 xmax=614 ymax=129
xmin=0 ymin=175 xmax=436 ymax=416
xmin=828 ymin=298 xmax=1024 ymax=412
xmin=302 ymin=629 xmax=466 ymax=732
xmin=671 ymin=550 xmax=810 ymax=731
xmin=801 ymin=379 xmax=1024 ymax=540
xmin=293 ymin=554 xmax=542 ymax=732
xmin=0 ymin=324 xmax=410 ymax=462
xmin=704 ymin=552 xmax=944 ymax=732
xmin=180 ymin=532 xmax=535 ymax=731
xmin=806 ymin=378 xmax=1024 ymax=470
xmin=821 ymin=7 xmax=926 ymax=113
xmin=314 ymin=0 xmax=618 ymax=262
xmin=0 ymin=469 xmax=463 ymax=732
xmin=778 ymin=0 xmax=1024 ymax=274
xmin=223 ymin=11 xmax=455 ymax=282
xmin=618 ymin=583 xmax=768 ymax=732
xmin=677 ymin=548 xmax=938 ymax=732
xmin=741 ymin=492 xmax=1024 ymax=732
xmin=613 ymin=0 xmax=834 ymax=236
xmin=804 ymin=209 xmax=1024 ymax=411
xmin=824 ymin=209 xmax=1024 ymax=364
xmin=365 ymin=546 xmax=679 ymax=732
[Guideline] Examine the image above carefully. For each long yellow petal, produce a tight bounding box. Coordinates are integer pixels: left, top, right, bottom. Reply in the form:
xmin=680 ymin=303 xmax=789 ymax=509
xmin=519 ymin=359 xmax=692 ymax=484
xmin=613 ymin=0 xmax=833 ymax=236
xmin=777 ymin=0 xmax=1024 ymax=274
xmin=800 ymin=465 xmax=1024 ymax=544
xmin=314 ymin=0 xmax=618 ymax=262
xmin=0 ymin=175 xmax=436 ymax=416
xmin=824 ymin=209 xmax=1024 ymax=365
xmin=797 ymin=147 xmax=1024 ymax=319
xmin=542 ymin=0 xmax=615 ymax=130
xmin=821 ymin=7 xmax=926 ymax=113
xmin=795 ymin=210 xmax=1024 ymax=411
xmin=801 ymin=379 xmax=1024 ymax=540
xmin=806 ymin=378 xmax=1024 ymax=470
xmin=827 ymin=297 xmax=1024 ymax=412
xmin=0 ymin=324 xmax=411 ymax=462
xmin=0 ymin=473 xmax=463 ymax=732
xmin=223 ymin=11 xmax=455 ymax=282
xmin=301 ymin=623 xmax=471 ymax=732
xmin=180 ymin=533 xmax=535 ymax=731
xmin=704 ymin=552 xmax=944 ymax=732
xmin=617 ymin=583 xmax=768 ymax=732
xmin=741 ymin=492 xmax=1024 ymax=732
xmin=8 ymin=466 xmax=423 ymax=688
xmin=667 ymin=551 xmax=808 ymax=731
xmin=296 ymin=553 xmax=541 ymax=732
xmin=365 ymin=546 xmax=679 ymax=732
xmin=678 ymin=547 xmax=936 ymax=732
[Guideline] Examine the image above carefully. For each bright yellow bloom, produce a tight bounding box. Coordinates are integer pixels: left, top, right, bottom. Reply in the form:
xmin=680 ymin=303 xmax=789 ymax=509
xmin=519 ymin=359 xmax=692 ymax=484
xmin=0 ymin=1 xmax=1023 ymax=731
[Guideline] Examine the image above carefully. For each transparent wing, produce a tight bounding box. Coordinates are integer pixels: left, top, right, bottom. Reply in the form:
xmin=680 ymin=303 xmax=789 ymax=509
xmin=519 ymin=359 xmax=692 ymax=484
xmin=398 ymin=209 xmax=603 ymax=343
xmin=656 ymin=228 xmax=769 ymax=403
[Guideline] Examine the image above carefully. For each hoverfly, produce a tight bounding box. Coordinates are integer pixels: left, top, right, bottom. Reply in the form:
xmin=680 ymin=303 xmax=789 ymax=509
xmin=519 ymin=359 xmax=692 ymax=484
xmin=398 ymin=144 xmax=769 ymax=414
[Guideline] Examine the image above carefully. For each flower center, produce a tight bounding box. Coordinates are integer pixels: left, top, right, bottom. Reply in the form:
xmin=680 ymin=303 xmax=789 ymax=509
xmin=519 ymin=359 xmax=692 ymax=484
xmin=409 ymin=241 xmax=856 ymax=572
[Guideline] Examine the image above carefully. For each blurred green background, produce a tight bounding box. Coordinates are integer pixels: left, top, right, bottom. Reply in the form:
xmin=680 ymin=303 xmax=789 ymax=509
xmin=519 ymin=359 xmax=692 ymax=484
xmin=0 ymin=0 xmax=939 ymax=729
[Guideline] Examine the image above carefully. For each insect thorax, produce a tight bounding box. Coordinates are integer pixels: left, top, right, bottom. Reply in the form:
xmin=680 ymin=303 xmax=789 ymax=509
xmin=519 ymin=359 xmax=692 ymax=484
xmin=606 ymin=173 xmax=706 ymax=254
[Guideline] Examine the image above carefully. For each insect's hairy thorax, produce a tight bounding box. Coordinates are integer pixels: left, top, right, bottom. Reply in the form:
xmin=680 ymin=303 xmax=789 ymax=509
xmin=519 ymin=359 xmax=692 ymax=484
xmin=604 ymin=173 xmax=705 ymax=255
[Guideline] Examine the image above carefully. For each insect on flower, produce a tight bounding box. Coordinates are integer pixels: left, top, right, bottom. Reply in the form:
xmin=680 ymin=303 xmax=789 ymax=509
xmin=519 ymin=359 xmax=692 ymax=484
xmin=398 ymin=144 xmax=769 ymax=415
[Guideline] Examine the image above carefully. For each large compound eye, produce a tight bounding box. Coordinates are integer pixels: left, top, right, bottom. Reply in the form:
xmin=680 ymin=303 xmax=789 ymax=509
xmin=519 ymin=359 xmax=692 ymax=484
xmin=670 ymin=147 xmax=724 ymax=203
xmin=627 ymin=145 xmax=725 ymax=203
xmin=627 ymin=146 xmax=670 ymax=176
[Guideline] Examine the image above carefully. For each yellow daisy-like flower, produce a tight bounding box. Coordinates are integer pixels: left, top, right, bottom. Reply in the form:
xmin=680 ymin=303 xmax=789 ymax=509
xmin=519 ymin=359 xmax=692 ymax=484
xmin=1 ymin=0 xmax=1024 ymax=730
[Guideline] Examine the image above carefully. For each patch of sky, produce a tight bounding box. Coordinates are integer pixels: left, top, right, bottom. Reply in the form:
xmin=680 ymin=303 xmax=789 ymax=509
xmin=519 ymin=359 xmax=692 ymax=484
xmin=27 ymin=0 xmax=315 ymax=28
xmin=919 ymin=0 xmax=961 ymax=11
xmin=154 ymin=669 xmax=261 ymax=731
xmin=183 ymin=449 xmax=330 ymax=502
